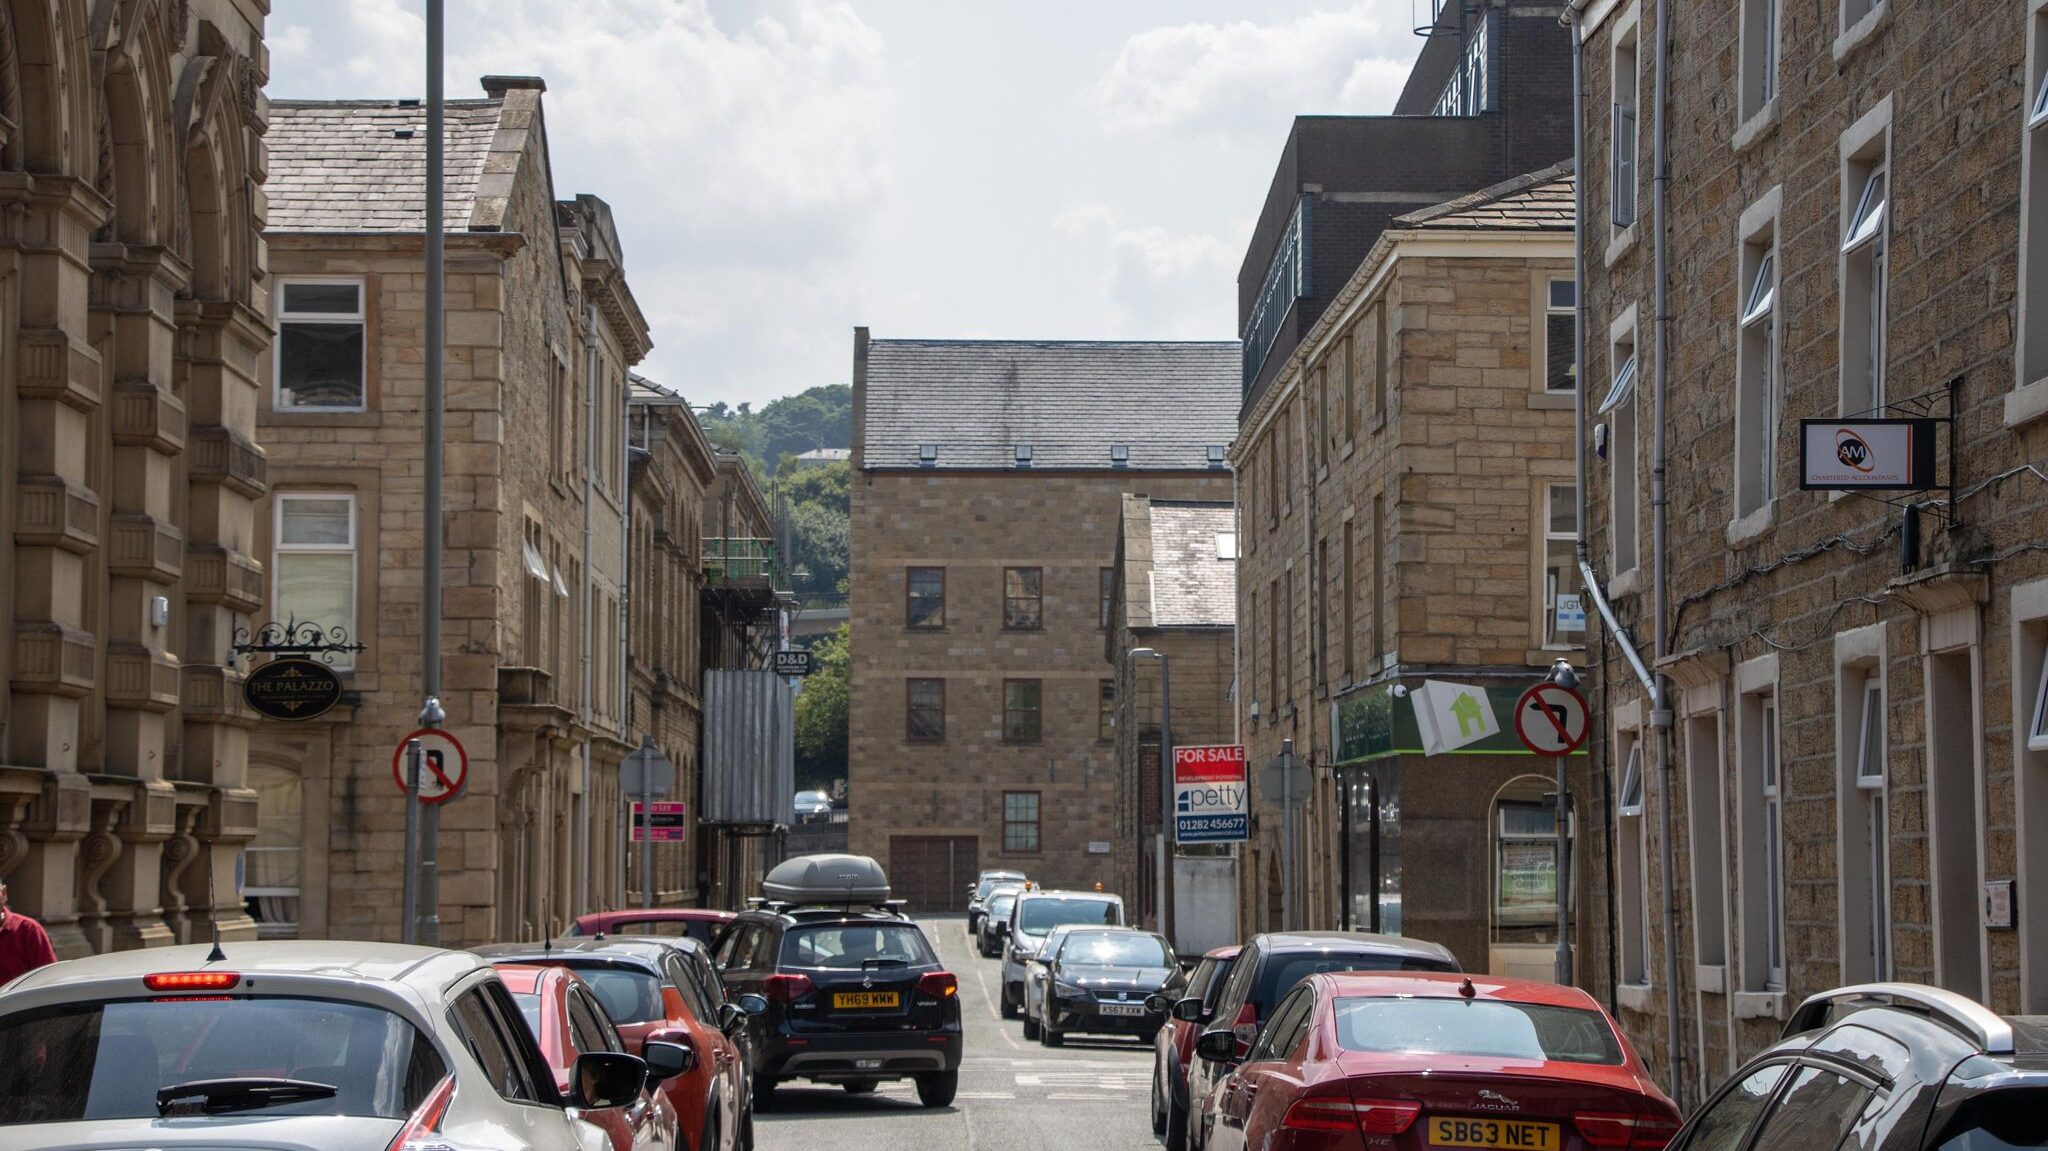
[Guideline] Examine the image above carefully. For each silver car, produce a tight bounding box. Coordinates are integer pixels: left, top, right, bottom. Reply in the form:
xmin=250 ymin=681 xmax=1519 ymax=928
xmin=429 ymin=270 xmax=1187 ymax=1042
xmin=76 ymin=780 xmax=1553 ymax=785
xmin=1000 ymin=890 xmax=1124 ymax=1019
xmin=0 ymin=940 xmax=687 ymax=1151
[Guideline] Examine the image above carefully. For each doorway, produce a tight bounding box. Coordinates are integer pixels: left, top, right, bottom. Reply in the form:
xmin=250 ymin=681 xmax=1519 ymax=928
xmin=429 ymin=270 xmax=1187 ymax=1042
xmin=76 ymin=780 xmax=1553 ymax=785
xmin=1488 ymin=775 xmax=1572 ymax=981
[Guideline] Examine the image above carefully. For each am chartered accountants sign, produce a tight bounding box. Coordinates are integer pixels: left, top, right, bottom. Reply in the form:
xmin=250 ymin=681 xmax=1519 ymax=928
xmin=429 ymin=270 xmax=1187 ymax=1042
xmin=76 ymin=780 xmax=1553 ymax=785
xmin=1173 ymin=744 xmax=1248 ymax=844
xmin=1332 ymin=681 xmax=1590 ymax=764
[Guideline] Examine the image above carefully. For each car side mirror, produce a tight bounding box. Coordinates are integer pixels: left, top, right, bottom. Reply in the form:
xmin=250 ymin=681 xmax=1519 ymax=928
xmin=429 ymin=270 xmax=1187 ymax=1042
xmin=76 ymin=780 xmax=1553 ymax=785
xmin=569 ymin=1051 xmax=648 ymax=1110
xmin=1170 ymin=997 xmax=1207 ymax=1023
xmin=1144 ymin=993 xmax=1173 ymax=1014
xmin=1195 ymin=1028 xmax=1238 ymax=1063
xmin=641 ymin=1039 xmax=696 ymax=1082
xmin=736 ymin=993 xmax=769 ymax=1016
xmin=716 ymin=1001 xmax=746 ymax=1033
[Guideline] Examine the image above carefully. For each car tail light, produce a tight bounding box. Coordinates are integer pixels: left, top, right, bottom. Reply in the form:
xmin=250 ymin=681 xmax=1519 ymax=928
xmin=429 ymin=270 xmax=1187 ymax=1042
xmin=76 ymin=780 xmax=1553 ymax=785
xmin=144 ymin=971 xmax=239 ymax=992
xmin=764 ymin=973 xmax=814 ymax=1002
xmin=384 ymin=1074 xmax=455 ymax=1151
xmin=1281 ymin=1097 xmax=1420 ymax=1136
xmin=1574 ymin=1111 xmax=1681 ymax=1149
xmin=917 ymin=972 xmax=959 ymax=998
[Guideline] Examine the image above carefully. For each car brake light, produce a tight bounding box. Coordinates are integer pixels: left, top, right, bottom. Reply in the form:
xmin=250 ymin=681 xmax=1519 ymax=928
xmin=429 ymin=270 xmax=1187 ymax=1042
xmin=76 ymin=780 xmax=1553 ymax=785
xmin=144 ymin=971 xmax=239 ymax=992
xmin=1574 ymin=1111 xmax=1681 ymax=1149
xmin=917 ymin=972 xmax=959 ymax=998
xmin=385 ymin=1074 xmax=455 ymax=1151
xmin=1281 ymin=1097 xmax=1420 ymax=1136
xmin=765 ymin=973 xmax=814 ymax=1002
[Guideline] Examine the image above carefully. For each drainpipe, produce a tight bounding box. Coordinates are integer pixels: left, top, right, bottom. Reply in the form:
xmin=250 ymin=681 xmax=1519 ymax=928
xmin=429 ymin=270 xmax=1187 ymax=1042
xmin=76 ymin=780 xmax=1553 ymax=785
xmin=579 ymin=297 xmax=599 ymax=924
xmin=617 ymin=389 xmax=633 ymax=908
xmin=1650 ymin=0 xmax=1684 ymax=1112
xmin=1564 ymin=2 xmax=1590 ymax=993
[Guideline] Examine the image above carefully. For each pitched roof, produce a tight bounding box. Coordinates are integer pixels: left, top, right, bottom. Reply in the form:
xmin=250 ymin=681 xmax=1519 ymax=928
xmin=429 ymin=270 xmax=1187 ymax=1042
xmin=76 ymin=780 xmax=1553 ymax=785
xmin=861 ymin=339 xmax=1240 ymax=471
xmin=266 ymin=100 xmax=506 ymax=232
xmin=1395 ymin=161 xmax=1575 ymax=232
xmin=1147 ymin=501 xmax=1237 ymax=628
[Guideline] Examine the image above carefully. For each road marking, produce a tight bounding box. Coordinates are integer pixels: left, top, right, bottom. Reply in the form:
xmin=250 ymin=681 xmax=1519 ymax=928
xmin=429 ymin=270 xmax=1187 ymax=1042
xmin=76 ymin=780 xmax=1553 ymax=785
xmin=1047 ymin=1092 xmax=1124 ymax=1101
xmin=956 ymin=1092 xmax=1017 ymax=1100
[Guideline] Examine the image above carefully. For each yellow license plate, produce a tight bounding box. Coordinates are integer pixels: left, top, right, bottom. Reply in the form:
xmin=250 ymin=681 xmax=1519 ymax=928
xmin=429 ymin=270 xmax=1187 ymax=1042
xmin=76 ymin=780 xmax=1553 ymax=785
xmin=1428 ymin=1117 xmax=1559 ymax=1150
xmin=832 ymin=991 xmax=899 ymax=1010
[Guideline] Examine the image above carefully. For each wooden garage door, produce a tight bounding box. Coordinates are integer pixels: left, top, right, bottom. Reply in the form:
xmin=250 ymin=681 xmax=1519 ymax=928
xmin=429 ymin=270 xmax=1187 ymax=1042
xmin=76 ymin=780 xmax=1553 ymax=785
xmin=889 ymin=835 xmax=979 ymax=912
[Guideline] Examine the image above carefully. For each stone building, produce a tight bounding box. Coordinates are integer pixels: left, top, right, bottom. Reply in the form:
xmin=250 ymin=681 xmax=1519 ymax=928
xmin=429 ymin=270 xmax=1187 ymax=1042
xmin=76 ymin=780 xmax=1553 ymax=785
xmin=0 ymin=0 xmax=272 ymax=957
xmin=848 ymin=332 xmax=1238 ymax=910
xmin=1231 ymin=166 xmax=1583 ymax=978
xmin=1571 ymin=0 xmax=2048 ymax=1106
xmin=1105 ymin=496 xmax=1238 ymax=941
xmin=251 ymin=77 xmax=649 ymax=945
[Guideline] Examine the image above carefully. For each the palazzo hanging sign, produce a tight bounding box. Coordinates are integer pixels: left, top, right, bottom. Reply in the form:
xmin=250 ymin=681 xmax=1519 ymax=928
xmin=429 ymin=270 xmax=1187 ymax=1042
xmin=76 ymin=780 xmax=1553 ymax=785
xmin=231 ymin=619 xmax=363 ymax=723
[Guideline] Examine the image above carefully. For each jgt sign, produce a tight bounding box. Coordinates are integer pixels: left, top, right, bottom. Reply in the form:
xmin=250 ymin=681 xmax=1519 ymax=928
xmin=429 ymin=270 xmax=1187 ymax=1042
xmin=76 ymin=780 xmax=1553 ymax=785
xmin=1173 ymin=744 xmax=1248 ymax=844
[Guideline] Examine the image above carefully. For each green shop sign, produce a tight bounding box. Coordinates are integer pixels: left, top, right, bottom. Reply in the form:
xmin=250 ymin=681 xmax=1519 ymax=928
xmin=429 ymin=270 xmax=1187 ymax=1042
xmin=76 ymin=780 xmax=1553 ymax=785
xmin=1332 ymin=681 xmax=1587 ymax=764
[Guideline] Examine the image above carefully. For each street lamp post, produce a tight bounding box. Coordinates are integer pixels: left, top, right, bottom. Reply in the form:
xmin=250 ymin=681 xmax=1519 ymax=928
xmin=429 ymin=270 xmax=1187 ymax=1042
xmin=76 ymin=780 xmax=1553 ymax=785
xmin=1129 ymin=648 xmax=1172 ymax=949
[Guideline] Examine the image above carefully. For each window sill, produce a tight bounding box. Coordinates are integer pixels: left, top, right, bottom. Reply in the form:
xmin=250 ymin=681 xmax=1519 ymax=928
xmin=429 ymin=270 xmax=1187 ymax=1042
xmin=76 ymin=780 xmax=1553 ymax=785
xmin=268 ymin=408 xmax=378 ymax=427
xmin=1725 ymin=502 xmax=1776 ymax=547
xmin=1608 ymin=567 xmax=1641 ymax=599
xmin=1696 ymin=964 xmax=1727 ymax=994
xmin=1731 ymin=97 xmax=1780 ymax=155
xmin=1341 ymin=440 xmax=1357 ymax=461
xmin=1732 ymin=991 xmax=1788 ymax=1020
xmin=1604 ymin=223 xmax=1640 ymax=270
xmin=1000 ymin=627 xmax=1044 ymax=634
xmin=905 ymin=625 xmax=948 ymax=633
xmin=1001 ymin=740 xmax=1044 ymax=747
xmin=1527 ymin=391 xmax=1575 ymax=411
xmin=1526 ymin=647 xmax=1582 ymax=665
xmin=1832 ymin=2 xmax=1891 ymax=65
xmin=1615 ymin=983 xmax=1654 ymax=1013
xmin=2006 ymin=375 xmax=2048 ymax=429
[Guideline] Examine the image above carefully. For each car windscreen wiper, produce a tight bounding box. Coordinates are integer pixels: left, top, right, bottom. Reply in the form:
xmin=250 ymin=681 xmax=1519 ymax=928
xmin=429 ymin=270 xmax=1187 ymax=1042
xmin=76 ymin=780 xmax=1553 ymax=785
xmin=156 ymin=1077 xmax=339 ymax=1117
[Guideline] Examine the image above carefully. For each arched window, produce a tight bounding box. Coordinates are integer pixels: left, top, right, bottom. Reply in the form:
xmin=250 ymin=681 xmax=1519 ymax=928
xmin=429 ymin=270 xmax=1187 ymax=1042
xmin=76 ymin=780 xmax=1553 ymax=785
xmin=244 ymin=763 xmax=303 ymax=938
xmin=1489 ymin=775 xmax=1571 ymax=980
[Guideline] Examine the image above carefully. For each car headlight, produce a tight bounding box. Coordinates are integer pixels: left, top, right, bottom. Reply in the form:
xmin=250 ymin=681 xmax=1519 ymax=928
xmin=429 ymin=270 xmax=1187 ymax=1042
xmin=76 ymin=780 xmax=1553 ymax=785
xmin=1054 ymin=981 xmax=1086 ymax=997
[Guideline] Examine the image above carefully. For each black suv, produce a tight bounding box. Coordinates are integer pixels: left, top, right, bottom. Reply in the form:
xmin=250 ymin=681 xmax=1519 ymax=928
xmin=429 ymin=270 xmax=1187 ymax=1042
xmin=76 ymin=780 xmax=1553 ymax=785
xmin=1669 ymin=983 xmax=2048 ymax=1151
xmin=713 ymin=903 xmax=962 ymax=1108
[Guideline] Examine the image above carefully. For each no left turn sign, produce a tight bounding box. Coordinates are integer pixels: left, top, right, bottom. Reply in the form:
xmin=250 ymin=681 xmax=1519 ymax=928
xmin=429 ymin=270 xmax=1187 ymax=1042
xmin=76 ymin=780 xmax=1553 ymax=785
xmin=1514 ymin=683 xmax=1589 ymax=757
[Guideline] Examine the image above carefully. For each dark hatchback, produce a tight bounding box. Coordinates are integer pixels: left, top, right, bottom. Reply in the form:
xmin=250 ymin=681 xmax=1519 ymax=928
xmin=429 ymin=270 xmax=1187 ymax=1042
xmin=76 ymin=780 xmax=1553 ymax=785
xmin=1035 ymin=928 xmax=1182 ymax=1046
xmin=1670 ymin=983 xmax=2048 ymax=1151
xmin=714 ymin=907 xmax=962 ymax=1108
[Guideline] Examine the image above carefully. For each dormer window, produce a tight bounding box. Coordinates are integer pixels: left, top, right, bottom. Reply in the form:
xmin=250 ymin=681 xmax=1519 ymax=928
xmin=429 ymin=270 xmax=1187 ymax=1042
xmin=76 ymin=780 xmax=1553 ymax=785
xmin=1014 ymin=445 xmax=1033 ymax=468
xmin=917 ymin=444 xmax=938 ymax=468
xmin=1207 ymin=445 xmax=1227 ymax=468
xmin=1110 ymin=444 xmax=1130 ymax=466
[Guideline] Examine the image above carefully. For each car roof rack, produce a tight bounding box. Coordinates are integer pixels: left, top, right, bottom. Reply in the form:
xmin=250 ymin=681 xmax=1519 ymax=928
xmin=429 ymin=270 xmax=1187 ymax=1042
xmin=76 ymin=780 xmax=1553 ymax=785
xmin=1785 ymin=982 xmax=2014 ymax=1055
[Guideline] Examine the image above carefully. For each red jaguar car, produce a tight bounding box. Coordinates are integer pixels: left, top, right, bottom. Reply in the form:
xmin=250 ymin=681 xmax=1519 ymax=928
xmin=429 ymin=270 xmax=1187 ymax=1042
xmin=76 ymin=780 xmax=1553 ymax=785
xmin=1199 ymin=971 xmax=1678 ymax=1151
xmin=1151 ymin=944 xmax=1240 ymax=1151
xmin=495 ymin=963 xmax=686 ymax=1151
xmin=569 ymin=909 xmax=738 ymax=949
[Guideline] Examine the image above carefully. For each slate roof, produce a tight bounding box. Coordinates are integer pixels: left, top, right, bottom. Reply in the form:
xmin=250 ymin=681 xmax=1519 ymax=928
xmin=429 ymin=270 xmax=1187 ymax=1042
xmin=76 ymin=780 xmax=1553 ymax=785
xmin=267 ymin=100 xmax=506 ymax=232
xmin=862 ymin=340 xmax=1240 ymax=471
xmin=1147 ymin=500 xmax=1237 ymax=628
xmin=1395 ymin=161 xmax=1575 ymax=232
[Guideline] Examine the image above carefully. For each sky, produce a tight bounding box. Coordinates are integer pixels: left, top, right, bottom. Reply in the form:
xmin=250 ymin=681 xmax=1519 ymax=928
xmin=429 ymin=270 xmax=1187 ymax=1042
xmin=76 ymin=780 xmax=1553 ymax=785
xmin=266 ymin=1 xmax=1429 ymax=409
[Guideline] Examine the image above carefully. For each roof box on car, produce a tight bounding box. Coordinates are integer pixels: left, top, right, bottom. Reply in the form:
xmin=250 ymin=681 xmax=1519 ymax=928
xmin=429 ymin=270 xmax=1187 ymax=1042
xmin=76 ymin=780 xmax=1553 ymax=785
xmin=761 ymin=853 xmax=892 ymax=906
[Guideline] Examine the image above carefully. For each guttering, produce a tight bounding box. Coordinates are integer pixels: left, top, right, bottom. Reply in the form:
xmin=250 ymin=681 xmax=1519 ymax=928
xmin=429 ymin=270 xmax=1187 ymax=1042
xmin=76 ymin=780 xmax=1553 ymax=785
xmin=578 ymin=297 xmax=599 ymax=922
xmin=1578 ymin=561 xmax=1654 ymax=694
xmin=1650 ymin=0 xmax=1684 ymax=1111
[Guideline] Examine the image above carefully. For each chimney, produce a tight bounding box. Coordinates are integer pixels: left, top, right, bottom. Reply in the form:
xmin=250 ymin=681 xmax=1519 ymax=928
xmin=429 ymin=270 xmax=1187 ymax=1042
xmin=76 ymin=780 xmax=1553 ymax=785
xmin=480 ymin=75 xmax=547 ymax=97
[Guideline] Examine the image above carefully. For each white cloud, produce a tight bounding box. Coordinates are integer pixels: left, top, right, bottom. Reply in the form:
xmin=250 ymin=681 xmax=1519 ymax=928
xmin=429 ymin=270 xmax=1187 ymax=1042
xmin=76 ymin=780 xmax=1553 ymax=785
xmin=1089 ymin=5 xmax=1418 ymax=138
xmin=266 ymin=0 xmax=895 ymax=403
xmin=1054 ymin=204 xmax=1242 ymax=337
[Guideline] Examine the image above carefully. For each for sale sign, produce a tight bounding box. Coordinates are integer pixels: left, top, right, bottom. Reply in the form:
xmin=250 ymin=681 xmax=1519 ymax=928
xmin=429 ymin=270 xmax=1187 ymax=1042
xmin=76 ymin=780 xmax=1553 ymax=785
xmin=1173 ymin=745 xmax=1248 ymax=844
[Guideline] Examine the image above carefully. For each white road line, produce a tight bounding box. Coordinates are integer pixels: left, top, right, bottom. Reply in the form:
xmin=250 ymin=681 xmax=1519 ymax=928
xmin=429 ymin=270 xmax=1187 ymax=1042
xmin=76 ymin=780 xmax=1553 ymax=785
xmin=1046 ymin=1093 xmax=1124 ymax=1101
xmin=955 ymin=1092 xmax=1017 ymax=1100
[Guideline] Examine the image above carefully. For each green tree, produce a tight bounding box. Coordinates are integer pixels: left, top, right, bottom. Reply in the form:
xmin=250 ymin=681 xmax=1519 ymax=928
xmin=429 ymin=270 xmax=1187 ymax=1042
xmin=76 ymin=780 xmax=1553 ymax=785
xmin=795 ymin=623 xmax=850 ymax=792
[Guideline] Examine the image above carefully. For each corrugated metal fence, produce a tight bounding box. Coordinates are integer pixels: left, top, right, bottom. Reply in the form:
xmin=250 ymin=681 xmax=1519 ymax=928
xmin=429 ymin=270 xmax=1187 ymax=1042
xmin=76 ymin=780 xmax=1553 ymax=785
xmin=703 ymin=669 xmax=795 ymax=825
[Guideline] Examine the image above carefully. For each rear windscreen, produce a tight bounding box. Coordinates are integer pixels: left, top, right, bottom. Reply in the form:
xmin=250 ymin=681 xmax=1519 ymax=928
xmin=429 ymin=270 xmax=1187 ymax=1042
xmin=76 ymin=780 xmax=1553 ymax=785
xmin=781 ymin=924 xmax=935 ymax=969
xmin=587 ymin=918 xmax=721 ymax=946
xmin=1018 ymin=897 xmax=1120 ymax=934
xmin=0 ymin=996 xmax=446 ymax=1124
xmin=1333 ymin=998 xmax=1624 ymax=1065
xmin=1931 ymin=1089 xmax=2048 ymax=1150
xmin=563 ymin=966 xmax=665 ymax=1024
xmin=1253 ymin=952 xmax=1455 ymax=1015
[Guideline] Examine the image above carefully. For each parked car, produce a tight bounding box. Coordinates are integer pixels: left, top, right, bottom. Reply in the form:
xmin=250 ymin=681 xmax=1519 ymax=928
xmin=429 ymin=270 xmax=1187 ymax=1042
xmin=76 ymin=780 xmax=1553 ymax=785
xmin=1149 ymin=944 xmax=1240 ymax=1151
xmin=1001 ymin=889 xmax=1125 ymax=1018
xmin=716 ymin=856 xmax=962 ymax=1108
xmin=476 ymin=938 xmax=753 ymax=1151
xmin=1019 ymin=924 xmax=1086 ymax=1039
xmin=793 ymin=790 xmax=834 ymax=823
xmin=495 ymin=963 xmax=688 ymax=1151
xmin=568 ymin=908 xmax=738 ymax=949
xmin=976 ymin=885 xmax=1026 ymax=957
xmin=1028 ymin=928 xmax=1182 ymax=1047
xmin=0 ymin=941 xmax=645 ymax=1151
xmin=1669 ymin=982 xmax=2048 ymax=1151
xmin=966 ymin=869 xmax=1028 ymax=937
xmin=1180 ymin=931 xmax=1458 ymax=1151
xmin=1198 ymin=971 xmax=1677 ymax=1151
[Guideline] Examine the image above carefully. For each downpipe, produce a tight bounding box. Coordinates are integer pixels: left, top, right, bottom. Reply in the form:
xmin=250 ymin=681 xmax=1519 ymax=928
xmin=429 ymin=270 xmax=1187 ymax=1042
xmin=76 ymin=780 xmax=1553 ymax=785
xmin=579 ymin=299 xmax=600 ymax=923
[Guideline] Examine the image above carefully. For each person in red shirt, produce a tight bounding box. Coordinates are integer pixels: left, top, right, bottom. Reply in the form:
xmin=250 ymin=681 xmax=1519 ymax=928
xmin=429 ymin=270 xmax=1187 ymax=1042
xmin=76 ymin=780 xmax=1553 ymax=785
xmin=0 ymin=880 xmax=58 ymax=985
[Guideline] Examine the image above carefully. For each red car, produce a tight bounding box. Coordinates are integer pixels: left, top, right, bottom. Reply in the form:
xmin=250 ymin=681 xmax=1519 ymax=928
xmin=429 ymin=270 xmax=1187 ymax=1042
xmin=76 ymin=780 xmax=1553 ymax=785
xmin=570 ymin=909 xmax=738 ymax=949
xmin=478 ymin=939 xmax=752 ymax=1151
xmin=1151 ymin=944 xmax=1240 ymax=1151
xmin=1199 ymin=972 xmax=1678 ymax=1151
xmin=496 ymin=963 xmax=686 ymax=1151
